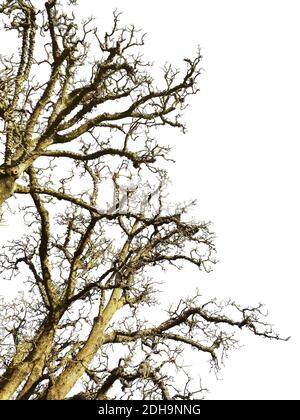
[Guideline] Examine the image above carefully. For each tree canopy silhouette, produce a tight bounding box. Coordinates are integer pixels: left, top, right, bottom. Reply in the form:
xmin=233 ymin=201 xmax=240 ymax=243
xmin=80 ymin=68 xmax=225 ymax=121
xmin=0 ymin=0 xmax=285 ymax=400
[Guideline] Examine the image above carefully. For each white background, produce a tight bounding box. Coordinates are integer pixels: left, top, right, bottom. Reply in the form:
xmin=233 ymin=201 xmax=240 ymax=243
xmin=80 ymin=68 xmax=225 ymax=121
xmin=2 ymin=0 xmax=300 ymax=399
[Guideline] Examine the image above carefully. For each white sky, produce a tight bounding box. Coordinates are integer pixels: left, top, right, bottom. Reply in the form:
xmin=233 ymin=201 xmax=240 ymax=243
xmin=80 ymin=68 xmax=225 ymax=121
xmin=1 ymin=0 xmax=300 ymax=399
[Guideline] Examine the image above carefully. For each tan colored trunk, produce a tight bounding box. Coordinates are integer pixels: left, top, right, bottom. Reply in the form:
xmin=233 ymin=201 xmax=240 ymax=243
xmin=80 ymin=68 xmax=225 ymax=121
xmin=0 ymin=150 xmax=50 ymax=208
xmin=0 ymin=175 xmax=16 ymax=207
xmin=16 ymin=349 xmax=50 ymax=400
xmin=45 ymin=289 xmax=124 ymax=400
xmin=0 ymin=322 xmax=56 ymax=400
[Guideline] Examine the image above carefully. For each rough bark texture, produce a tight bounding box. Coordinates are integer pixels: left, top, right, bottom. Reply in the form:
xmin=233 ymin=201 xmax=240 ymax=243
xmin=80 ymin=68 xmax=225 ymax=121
xmin=0 ymin=320 xmax=57 ymax=400
xmin=0 ymin=175 xmax=16 ymax=207
xmin=45 ymin=289 xmax=123 ymax=400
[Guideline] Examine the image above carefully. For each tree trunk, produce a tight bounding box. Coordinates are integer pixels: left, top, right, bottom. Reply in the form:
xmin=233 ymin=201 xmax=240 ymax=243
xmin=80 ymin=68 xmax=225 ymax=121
xmin=0 ymin=174 xmax=16 ymax=207
xmin=0 ymin=321 xmax=56 ymax=400
xmin=45 ymin=289 xmax=124 ymax=400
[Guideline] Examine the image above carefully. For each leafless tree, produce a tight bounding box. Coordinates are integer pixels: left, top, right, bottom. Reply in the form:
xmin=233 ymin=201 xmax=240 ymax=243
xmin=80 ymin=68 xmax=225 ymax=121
xmin=0 ymin=0 xmax=286 ymax=400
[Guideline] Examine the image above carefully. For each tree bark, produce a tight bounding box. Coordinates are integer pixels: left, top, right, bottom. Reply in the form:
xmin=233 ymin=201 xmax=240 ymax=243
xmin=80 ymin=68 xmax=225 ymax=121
xmin=0 ymin=174 xmax=16 ymax=207
xmin=0 ymin=320 xmax=56 ymax=400
xmin=45 ymin=289 xmax=124 ymax=400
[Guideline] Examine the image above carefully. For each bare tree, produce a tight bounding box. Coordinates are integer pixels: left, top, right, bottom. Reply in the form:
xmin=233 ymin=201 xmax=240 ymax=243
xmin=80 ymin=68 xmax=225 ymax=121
xmin=0 ymin=0 xmax=286 ymax=400
xmin=0 ymin=0 xmax=200 ymax=208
